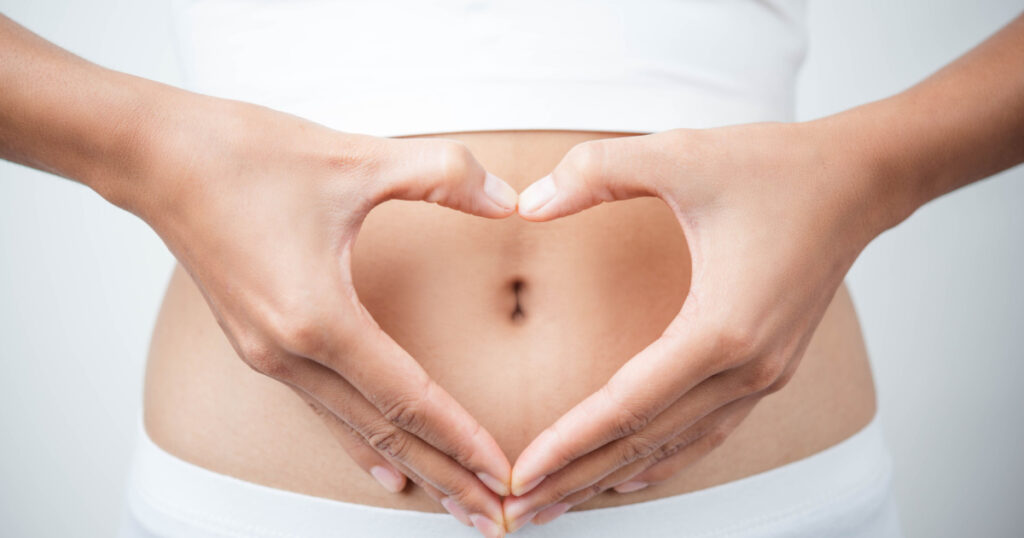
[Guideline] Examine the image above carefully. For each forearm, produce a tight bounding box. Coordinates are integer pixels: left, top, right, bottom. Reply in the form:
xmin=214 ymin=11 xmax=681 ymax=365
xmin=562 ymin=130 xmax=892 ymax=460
xmin=0 ymin=14 xmax=180 ymax=208
xmin=823 ymin=13 xmax=1024 ymax=233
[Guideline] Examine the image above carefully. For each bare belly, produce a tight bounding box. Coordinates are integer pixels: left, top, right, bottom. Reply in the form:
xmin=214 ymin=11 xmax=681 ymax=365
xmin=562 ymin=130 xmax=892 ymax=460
xmin=143 ymin=130 xmax=876 ymax=513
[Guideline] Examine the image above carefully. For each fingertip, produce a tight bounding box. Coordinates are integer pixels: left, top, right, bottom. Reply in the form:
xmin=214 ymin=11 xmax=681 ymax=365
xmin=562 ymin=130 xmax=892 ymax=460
xmin=516 ymin=175 xmax=557 ymax=218
xmin=483 ymin=172 xmax=518 ymax=215
xmin=370 ymin=465 xmax=407 ymax=493
xmin=477 ymin=472 xmax=510 ymax=497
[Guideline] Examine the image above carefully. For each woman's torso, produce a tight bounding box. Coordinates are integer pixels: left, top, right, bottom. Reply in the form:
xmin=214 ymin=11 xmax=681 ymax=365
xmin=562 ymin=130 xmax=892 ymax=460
xmin=144 ymin=129 xmax=877 ymax=513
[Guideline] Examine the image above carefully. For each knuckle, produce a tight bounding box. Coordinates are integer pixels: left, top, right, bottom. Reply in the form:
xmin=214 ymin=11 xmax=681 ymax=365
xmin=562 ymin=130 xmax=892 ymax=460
xmin=240 ymin=339 xmax=291 ymax=379
xmin=265 ymin=300 xmax=331 ymax=358
xmin=601 ymin=384 xmax=651 ymax=439
xmin=617 ymin=435 xmax=658 ymax=466
xmin=277 ymin=319 xmax=327 ymax=358
xmin=766 ymin=367 xmax=795 ymax=394
xmin=706 ymin=320 xmax=759 ymax=370
xmin=437 ymin=140 xmax=474 ymax=184
xmin=615 ymin=407 xmax=650 ymax=438
xmin=651 ymin=437 xmax=688 ymax=464
xmin=741 ymin=358 xmax=785 ymax=393
xmin=566 ymin=140 xmax=606 ymax=181
xmin=366 ymin=425 xmax=412 ymax=460
xmin=380 ymin=378 xmax=431 ymax=433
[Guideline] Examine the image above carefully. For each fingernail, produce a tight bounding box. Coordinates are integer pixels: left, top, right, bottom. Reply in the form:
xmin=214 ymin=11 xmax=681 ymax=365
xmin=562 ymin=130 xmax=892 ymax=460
xmin=477 ymin=472 xmax=510 ymax=496
xmin=469 ymin=513 xmax=504 ymax=538
xmin=613 ymin=480 xmax=648 ymax=493
xmin=370 ymin=465 xmax=405 ymax=493
xmin=502 ymin=496 xmax=531 ymax=529
xmin=512 ymin=475 xmax=545 ymax=497
xmin=441 ymin=497 xmax=473 ymax=527
xmin=483 ymin=172 xmax=518 ymax=211
xmin=518 ymin=175 xmax=556 ymax=214
xmin=532 ymin=502 xmax=570 ymax=525
xmin=505 ymin=500 xmax=541 ymax=533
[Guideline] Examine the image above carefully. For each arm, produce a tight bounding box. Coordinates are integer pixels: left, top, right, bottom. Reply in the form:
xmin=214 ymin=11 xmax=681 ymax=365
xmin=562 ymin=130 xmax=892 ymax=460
xmin=500 ymin=13 xmax=1024 ymax=531
xmin=827 ymin=12 xmax=1024 ymax=235
xmin=0 ymin=14 xmax=516 ymax=536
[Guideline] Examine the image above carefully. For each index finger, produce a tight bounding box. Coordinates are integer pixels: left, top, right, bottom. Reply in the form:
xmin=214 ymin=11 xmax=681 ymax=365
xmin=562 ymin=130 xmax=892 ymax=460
xmin=509 ymin=318 xmax=725 ymax=495
xmin=325 ymin=317 xmax=513 ymax=496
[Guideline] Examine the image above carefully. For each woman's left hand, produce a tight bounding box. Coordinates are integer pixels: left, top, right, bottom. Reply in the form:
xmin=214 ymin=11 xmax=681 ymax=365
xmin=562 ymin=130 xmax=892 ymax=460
xmin=500 ymin=119 xmax=897 ymax=531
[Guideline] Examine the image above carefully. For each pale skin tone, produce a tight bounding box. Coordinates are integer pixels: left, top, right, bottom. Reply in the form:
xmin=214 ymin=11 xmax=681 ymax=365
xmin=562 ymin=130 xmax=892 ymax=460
xmin=2 ymin=11 xmax=1023 ymax=538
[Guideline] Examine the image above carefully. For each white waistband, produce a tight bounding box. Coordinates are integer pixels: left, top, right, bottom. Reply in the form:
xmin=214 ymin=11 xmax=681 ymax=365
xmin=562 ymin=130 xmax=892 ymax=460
xmin=123 ymin=414 xmax=899 ymax=537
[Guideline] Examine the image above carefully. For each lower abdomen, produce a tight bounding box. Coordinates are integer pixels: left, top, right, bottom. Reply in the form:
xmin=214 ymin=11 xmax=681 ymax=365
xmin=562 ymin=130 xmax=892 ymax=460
xmin=143 ymin=130 xmax=876 ymax=512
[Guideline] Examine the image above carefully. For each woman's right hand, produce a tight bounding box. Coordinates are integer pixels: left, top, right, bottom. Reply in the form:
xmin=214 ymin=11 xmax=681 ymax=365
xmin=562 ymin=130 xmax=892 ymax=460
xmin=114 ymin=93 xmax=516 ymax=537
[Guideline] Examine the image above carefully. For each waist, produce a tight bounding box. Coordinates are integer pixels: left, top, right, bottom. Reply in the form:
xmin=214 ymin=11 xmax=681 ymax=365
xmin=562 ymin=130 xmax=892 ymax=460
xmin=124 ymin=413 xmax=900 ymax=537
xmin=143 ymin=130 xmax=876 ymax=513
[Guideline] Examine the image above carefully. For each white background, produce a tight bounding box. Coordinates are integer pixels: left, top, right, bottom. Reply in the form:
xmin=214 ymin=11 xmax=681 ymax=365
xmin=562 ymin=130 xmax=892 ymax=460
xmin=1 ymin=1 xmax=1022 ymax=536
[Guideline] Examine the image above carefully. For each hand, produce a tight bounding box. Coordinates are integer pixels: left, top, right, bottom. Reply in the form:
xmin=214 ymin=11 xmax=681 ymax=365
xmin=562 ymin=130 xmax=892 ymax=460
xmin=501 ymin=120 xmax=887 ymax=530
xmin=124 ymin=95 xmax=519 ymax=536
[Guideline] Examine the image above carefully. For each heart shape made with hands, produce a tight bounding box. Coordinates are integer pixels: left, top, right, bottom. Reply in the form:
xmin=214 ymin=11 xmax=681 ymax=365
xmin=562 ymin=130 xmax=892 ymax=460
xmin=341 ymin=125 xmax=840 ymax=535
xmin=345 ymin=132 xmax=706 ymax=532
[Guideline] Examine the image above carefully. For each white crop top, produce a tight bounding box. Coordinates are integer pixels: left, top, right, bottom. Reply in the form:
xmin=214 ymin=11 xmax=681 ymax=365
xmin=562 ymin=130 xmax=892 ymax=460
xmin=170 ymin=0 xmax=808 ymax=137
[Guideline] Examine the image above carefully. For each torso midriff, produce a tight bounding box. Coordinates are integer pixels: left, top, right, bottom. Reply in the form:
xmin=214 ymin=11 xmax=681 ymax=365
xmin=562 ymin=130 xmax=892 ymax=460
xmin=144 ymin=130 xmax=876 ymax=513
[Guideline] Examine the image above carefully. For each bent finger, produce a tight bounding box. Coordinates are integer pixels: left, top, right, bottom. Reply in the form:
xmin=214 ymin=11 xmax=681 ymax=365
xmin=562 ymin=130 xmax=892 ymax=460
xmin=377 ymin=137 xmax=517 ymax=217
xmin=502 ymin=390 xmax=750 ymax=532
xmin=509 ymin=321 xmax=724 ymax=495
xmin=288 ymin=387 xmax=408 ymax=494
xmin=613 ymin=396 xmax=757 ymax=490
xmin=322 ymin=323 xmax=513 ymax=497
xmin=517 ymin=134 xmax=668 ymax=221
xmin=288 ymin=354 xmax=507 ymax=534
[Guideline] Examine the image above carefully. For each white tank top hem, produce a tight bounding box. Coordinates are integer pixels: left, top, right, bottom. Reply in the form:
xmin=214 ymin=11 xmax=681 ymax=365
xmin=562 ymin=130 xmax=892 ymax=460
xmin=118 ymin=413 xmax=902 ymax=538
xmin=169 ymin=0 xmax=809 ymax=137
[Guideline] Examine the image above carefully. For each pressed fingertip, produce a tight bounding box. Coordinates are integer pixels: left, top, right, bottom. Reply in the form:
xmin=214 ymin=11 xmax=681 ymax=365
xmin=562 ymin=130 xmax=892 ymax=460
xmin=469 ymin=513 xmax=504 ymax=538
xmin=517 ymin=175 xmax=556 ymax=216
xmin=477 ymin=472 xmax=510 ymax=496
xmin=483 ymin=172 xmax=518 ymax=212
xmin=370 ymin=465 xmax=405 ymax=493
xmin=510 ymin=474 xmax=545 ymax=497
xmin=441 ymin=497 xmax=473 ymax=527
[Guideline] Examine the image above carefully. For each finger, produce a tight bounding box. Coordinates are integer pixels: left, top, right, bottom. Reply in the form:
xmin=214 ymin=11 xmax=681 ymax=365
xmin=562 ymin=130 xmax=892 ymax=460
xmin=509 ymin=318 xmax=728 ymax=495
xmin=517 ymin=134 xmax=668 ymax=221
xmin=312 ymin=318 xmax=513 ymax=497
xmin=612 ymin=396 xmax=757 ymax=490
xmin=377 ymin=137 xmax=517 ymax=217
xmin=281 ymin=353 xmax=507 ymax=535
xmin=385 ymin=458 xmax=475 ymax=528
xmin=289 ymin=387 xmax=408 ymax=494
xmin=501 ymin=386 xmax=748 ymax=532
xmin=506 ymin=398 xmax=756 ymax=532
xmin=502 ymin=372 xmax=737 ymax=526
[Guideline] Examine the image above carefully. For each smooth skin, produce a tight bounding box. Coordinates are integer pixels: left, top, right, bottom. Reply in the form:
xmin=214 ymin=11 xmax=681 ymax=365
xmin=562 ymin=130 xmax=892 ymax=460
xmin=2 ymin=10 xmax=1023 ymax=538
xmin=502 ymin=13 xmax=1024 ymax=531
xmin=0 ymin=13 xmax=516 ymax=535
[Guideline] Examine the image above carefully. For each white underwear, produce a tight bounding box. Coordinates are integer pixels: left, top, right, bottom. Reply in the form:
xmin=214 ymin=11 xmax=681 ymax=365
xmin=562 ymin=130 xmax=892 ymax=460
xmin=119 ymin=414 xmax=902 ymax=537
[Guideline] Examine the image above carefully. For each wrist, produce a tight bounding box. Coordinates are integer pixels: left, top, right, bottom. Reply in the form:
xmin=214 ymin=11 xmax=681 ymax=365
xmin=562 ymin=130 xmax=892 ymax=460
xmin=804 ymin=98 xmax=926 ymax=244
xmin=85 ymin=75 xmax=190 ymax=213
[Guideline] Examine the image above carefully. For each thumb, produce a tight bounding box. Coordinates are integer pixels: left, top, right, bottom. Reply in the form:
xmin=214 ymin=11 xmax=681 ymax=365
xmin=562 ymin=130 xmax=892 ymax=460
xmin=376 ymin=138 xmax=517 ymax=218
xmin=517 ymin=136 xmax=664 ymax=221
